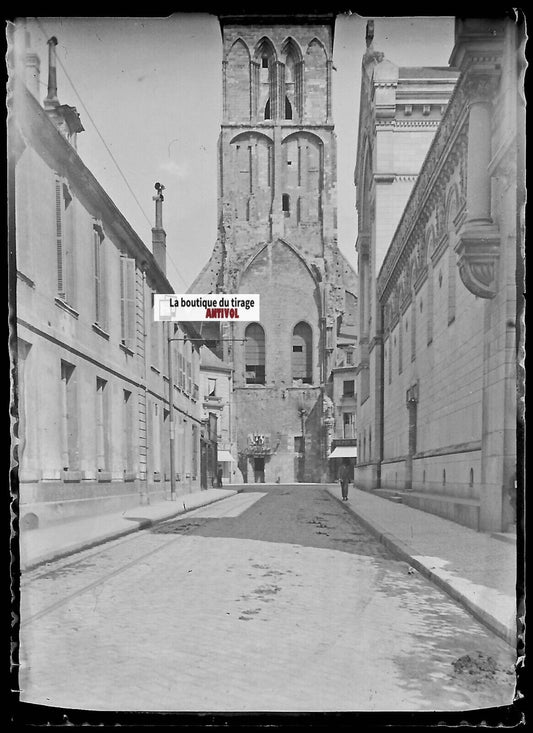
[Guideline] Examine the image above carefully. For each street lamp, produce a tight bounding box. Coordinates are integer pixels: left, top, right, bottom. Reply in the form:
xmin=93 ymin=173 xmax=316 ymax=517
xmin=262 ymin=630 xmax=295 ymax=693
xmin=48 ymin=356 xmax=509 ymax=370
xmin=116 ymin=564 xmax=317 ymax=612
xmin=298 ymin=406 xmax=307 ymax=482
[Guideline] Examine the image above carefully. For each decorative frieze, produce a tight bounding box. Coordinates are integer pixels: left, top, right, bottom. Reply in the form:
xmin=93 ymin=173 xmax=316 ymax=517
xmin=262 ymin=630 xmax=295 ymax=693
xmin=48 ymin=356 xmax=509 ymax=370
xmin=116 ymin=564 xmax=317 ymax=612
xmin=377 ymin=67 xmax=498 ymax=304
xmin=455 ymin=226 xmax=500 ymax=299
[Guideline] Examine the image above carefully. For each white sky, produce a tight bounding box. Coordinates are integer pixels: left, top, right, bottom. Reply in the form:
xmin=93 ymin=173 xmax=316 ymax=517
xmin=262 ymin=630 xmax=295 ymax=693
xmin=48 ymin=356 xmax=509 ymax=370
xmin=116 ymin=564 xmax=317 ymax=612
xmin=21 ymin=14 xmax=455 ymax=291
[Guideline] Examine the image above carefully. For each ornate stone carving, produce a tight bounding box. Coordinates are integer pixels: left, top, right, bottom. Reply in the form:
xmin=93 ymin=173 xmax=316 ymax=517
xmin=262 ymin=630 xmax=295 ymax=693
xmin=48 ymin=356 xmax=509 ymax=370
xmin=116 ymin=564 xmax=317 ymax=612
xmin=454 ymin=224 xmax=500 ymax=298
xmin=462 ymin=73 xmax=500 ymax=105
xmin=377 ymin=66 xmax=501 ymax=303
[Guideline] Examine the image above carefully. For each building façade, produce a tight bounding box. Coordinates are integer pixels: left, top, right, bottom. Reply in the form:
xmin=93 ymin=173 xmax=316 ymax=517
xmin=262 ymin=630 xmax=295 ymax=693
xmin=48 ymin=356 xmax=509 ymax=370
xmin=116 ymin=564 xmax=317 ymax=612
xmin=190 ymin=14 xmax=358 ymax=484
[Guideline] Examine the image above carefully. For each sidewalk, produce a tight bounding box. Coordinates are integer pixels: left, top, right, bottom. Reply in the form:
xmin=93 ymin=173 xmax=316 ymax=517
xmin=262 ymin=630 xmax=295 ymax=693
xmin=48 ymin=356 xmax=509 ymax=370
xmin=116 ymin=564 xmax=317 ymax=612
xmin=19 ymin=483 xmax=518 ymax=648
xmin=19 ymin=487 xmax=242 ymax=571
xmin=326 ymin=485 xmax=518 ymax=647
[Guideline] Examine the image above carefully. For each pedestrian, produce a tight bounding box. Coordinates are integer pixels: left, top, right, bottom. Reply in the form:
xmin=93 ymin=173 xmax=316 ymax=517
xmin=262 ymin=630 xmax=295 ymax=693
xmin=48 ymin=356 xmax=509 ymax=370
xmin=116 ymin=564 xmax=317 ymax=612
xmin=217 ymin=465 xmax=223 ymax=488
xmin=338 ymin=460 xmax=350 ymax=501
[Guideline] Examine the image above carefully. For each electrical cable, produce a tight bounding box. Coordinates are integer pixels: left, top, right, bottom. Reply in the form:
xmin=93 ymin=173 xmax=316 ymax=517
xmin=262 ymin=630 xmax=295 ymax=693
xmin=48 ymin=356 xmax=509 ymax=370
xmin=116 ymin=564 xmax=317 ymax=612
xmin=33 ymin=17 xmax=193 ymax=292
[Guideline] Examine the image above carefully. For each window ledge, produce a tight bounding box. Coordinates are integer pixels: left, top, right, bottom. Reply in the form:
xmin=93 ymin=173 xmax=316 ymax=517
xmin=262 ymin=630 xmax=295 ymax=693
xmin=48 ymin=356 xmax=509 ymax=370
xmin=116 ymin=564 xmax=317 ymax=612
xmin=119 ymin=341 xmax=134 ymax=356
xmin=150 ymin=365 xmax=161 ymax=375
xmin=55 ymin=297 xmax=79 ymax=319
xmin=62 ymin=470 xmax=81 ymax=482
xmin=17 ymin=270 xmax=35 ymax=288
xmin=92 ymin=322 xmax=110 ymax=339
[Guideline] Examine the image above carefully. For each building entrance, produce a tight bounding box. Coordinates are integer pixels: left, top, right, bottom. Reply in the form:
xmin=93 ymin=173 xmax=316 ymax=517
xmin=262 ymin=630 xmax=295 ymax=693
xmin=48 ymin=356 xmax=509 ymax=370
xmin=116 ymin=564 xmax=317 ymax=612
xmin=253 ymin=457 xmax=265 ymax=483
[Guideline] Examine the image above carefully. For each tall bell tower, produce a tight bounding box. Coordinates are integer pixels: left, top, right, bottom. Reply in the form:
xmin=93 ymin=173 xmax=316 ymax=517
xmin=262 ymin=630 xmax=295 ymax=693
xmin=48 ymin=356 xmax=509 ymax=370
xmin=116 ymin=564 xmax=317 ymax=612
xmin=191 ymin=15 xmax=358 ymax=483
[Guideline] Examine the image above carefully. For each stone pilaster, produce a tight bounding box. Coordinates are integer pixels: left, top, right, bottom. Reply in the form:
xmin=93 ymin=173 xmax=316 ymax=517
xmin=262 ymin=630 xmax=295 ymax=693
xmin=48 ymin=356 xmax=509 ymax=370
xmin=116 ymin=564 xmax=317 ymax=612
xmin=455 ymin=74 xmax=500 ymax=299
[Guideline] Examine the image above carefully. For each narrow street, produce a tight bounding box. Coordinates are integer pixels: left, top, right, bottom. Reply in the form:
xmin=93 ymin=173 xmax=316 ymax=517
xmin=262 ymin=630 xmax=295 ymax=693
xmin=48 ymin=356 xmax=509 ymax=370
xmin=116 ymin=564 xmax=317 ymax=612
xmin=20 ymin=485 xmax=515 ymax=712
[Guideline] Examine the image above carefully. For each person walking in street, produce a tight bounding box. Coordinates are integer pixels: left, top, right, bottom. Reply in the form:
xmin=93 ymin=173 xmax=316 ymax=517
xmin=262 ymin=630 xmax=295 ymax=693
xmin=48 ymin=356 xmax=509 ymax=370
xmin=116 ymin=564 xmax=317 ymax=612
xmin=338 ymin=460 xmax=350 ymax=501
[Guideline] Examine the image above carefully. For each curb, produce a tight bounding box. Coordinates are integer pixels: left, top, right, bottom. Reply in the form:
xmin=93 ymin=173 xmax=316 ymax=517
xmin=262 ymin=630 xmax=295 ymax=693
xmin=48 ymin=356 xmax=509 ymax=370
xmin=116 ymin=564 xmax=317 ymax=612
xmin=21 ymin=489 xmax=243 ymax=572
xmin=331 ymin=492 xmax=516 ymax=648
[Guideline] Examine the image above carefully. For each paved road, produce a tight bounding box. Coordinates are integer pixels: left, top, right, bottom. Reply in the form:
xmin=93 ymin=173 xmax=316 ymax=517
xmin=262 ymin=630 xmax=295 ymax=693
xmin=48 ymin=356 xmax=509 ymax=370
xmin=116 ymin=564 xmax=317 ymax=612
xmin=19 ymin=485 xmax=515 ymax=712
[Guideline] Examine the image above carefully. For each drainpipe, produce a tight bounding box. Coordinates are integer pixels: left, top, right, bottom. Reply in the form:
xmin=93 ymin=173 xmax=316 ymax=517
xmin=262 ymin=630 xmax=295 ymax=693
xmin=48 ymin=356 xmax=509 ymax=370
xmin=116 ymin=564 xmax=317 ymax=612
xmin=140 ymin=268 xmax=150 ymax=505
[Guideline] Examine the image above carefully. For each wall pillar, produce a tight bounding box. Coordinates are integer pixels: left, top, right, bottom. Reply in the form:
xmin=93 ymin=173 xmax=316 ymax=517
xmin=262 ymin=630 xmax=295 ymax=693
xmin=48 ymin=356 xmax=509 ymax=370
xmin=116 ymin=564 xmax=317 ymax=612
xmin=455 ymin=74 xmax=500 ymax=299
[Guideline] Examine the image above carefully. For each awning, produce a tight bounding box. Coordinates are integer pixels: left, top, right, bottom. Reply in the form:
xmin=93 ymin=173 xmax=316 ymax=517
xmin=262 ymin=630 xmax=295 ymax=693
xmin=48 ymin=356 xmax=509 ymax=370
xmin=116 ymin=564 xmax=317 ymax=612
xmin=217 ymin=450 xmax=235 ymax=462
xmin=329 ymin=446 xmax=358 ymax=459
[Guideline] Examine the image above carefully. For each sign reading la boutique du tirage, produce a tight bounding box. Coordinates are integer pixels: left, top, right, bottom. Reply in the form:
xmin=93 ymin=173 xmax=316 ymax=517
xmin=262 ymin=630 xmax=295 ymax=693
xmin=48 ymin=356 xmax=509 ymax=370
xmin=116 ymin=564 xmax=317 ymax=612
xmin=154 ymin=294 xmax=260 ymax=322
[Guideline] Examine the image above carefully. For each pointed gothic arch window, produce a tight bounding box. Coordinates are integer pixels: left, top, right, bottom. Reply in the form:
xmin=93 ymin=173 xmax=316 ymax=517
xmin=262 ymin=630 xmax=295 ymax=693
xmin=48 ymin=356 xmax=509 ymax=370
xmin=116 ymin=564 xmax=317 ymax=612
xmin=285 ymin=96 xmax=293 ymax=119
xmin=255 ymin=37 xmax=276 ymax=121
xmin=245 ymin=323 xmax=265 ymax=384
xmin=281 ymin=38 xmax=302 ymax=120
xmin=292 ymin=322 xmax=312 ymax=383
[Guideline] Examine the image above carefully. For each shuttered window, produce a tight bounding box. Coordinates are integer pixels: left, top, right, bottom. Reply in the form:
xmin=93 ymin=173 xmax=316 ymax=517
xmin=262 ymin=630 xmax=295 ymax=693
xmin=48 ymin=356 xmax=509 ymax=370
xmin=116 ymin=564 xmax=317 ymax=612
xmin=60 ymin=360 xmax=78 ymax=470
xmin=122 ymin=389 xmax=134 ymax=473
xmin=55 ymin=181 xmax=74 ymax=302
xmin=93 ymin=226 xmax=106 ymax=327
xmin=55 ymin=181 xmax=65 ymax=299
xmin=96 ymin=377 xmax=109 ymax=471
xmin=120 ymin=257 xmax=136 ymax=350
xmin=186 ymin=360 xmax=192 ymax=394
xmin=245 ymin=323 xmax=265 ymax=384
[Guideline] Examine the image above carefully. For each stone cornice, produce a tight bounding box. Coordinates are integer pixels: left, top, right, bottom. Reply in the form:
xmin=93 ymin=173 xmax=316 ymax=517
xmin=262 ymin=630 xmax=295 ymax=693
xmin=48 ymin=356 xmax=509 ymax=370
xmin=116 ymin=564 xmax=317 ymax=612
xmin=221 ymin=122 xmax=334 ymax=131
xmin=400 ymin=293 xmax=412 ymax=315
xmin=430 ymin=232 xmax=449 ymax=266
xmin=414 ymin=264 xmax=428 ymax=293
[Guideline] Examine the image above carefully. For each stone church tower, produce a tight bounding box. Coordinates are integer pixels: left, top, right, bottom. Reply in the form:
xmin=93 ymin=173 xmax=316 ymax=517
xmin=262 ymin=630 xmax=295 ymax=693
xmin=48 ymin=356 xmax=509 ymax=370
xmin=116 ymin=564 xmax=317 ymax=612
xmin=191 ymin=14 xmax=357 ymax=483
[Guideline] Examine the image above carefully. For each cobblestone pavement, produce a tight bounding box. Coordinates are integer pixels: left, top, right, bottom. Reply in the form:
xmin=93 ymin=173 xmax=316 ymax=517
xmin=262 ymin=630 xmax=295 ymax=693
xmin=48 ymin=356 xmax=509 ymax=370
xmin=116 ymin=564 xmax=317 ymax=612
xmin=19 ymin=486 xmax=516 ymax=713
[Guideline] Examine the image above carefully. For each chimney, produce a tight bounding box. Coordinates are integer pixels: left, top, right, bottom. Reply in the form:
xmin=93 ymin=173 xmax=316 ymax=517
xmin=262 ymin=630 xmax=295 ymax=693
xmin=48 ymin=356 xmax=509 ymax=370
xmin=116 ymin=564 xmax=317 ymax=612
xmin=152 ymin=182 xmax=167 ymax=275
xmin=42 ymin=36 xmax=84 ymax=147
xmin=44 ymin=36 xmax=59 ymax=109
xmin=24 ymin=29 xmax=41 ymax=99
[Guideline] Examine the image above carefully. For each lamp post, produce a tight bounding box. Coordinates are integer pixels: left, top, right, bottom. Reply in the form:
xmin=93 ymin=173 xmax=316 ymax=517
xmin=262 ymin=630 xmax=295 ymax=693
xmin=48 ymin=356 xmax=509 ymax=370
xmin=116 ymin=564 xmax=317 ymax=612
xmin=298 ymin=406 xmax=307 ymax=482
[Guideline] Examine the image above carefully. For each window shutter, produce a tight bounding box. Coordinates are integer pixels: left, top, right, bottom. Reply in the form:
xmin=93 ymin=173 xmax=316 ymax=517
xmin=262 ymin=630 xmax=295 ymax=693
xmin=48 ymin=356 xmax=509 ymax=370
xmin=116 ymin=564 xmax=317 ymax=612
xmin=55 ymin=181 xmax=65 ymax=298
xmin=120 ymin=257 xmax=136 ymax=350
xmin=119 ymin=257 xmax=126 ymax=340
xmin=93 ymin=229 xmax=101 ymax=324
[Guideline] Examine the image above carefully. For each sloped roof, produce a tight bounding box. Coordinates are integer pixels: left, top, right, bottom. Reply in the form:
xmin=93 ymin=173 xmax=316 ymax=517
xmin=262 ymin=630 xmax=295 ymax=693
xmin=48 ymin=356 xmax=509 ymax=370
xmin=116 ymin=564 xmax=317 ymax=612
xmin=200 ymin=345 xmax=232 ymax=372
